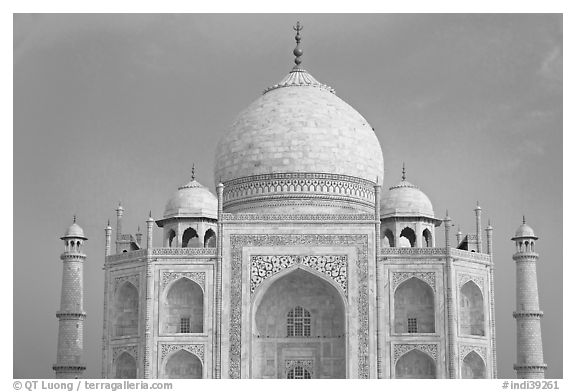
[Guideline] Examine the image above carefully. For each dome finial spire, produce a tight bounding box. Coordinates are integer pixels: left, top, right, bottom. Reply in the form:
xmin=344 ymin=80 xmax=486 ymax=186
xmin=523 ymin=215 xmax=526 ymax=224
xmin=73 ymin=214 xmax=76 ymax=223
xmin=402 ymin=162 xmax=406 ymax=181
xmin=191 ymin=164 xmax=195 ymax=181
xmin=293 ymin=21 xmax=303 ymax=68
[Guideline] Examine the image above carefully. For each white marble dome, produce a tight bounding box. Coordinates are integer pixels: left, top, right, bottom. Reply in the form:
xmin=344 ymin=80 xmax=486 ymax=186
xmin=513 ymin=222 xmax=538 ymax=239
xmin=214 ymin=68 xmax=384 ymax=185
xmin=61 ymin=221 xmax=87 ymax=239
xmin=164 ymin=179 xmax=217 ymax=219
xmin=381 ymin=179 xmax=435 ymax=219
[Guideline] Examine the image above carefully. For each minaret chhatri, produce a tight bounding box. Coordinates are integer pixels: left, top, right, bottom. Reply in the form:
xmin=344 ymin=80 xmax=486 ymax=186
xmin=512 ymin=217 xmax=546 ymax=378
xmin=53 ymin=216 xmax=87 ymax=378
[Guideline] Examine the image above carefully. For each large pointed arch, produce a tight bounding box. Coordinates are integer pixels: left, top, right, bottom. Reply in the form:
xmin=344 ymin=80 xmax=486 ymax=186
xmin=204 ymin=228 xmax=216 ymax=248
xmin=182 ymin=228 xmax=200 ymax=248
xmin=161 ymin=278 xmax=203 ymax=334
xmin=164 ymin=349 xmax=202 ymax=379
xmin=459 ymin=280 xmax=485 ymax=336
xmin=113 ymin=282 xmax=139 ymax=337
xmin=461 ymin=351 xmax=486 ymax=379
xmin=394 ymin=277 xmax=435 ymax=333
xmin=115 ymin=351 xmax=137 ymax=379
xmin=395 ymin=349 xmax=436 ymax=379
xmin=251 ymin=267 xmax=347 ymax=379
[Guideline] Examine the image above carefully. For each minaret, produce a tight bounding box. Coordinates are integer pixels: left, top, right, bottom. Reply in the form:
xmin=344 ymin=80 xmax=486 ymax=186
xmin=115 ymin=202 xmax=124 ymax=253
xmin=53 ymin=217 xmax=87 ymax=378
xmin=146 ymin=211 xmax=154 ymax=249
xmin=474 ymin=202 xmax=483 ymax=253
xmin=456 ymin=226 xmax=463 ymax=246
xmin=512 ymin=217 xmax=546 ymax=378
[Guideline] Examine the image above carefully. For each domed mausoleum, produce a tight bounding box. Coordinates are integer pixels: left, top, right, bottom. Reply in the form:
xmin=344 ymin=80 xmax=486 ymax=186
xmin=88 ymin=23 xmax=546 ymax=381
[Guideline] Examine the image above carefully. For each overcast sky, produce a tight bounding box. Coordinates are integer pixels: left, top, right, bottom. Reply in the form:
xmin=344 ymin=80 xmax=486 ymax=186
xmin=13 ymin=13 xmax=562 ymax=379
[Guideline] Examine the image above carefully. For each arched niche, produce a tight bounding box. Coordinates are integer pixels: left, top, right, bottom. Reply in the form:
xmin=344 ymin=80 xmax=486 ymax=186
xmin=383 ymin=229 xmax=395 ymax=248
xmin=164 ymin=350 xmax=202 ymax=379
xmin=400 ymin=227 xmax=416 ymax=248
xmin=459 ymin=281 xmax=485 ymax=336
xmin=168 ymin=230 xmax=176 ymax=247
xmin=395 ymin=349 xmax=436 ymax=379
xmin=115 ymin=352 xmax=137 ymax=379
xmin=204 ymin=229 xmax=216 ymax=248
xmin=113 ymin=282 xmax=139 ymax=337
xmin=461 ymin=351 xmax=486 ymax=379
xmin=182 ymin=228 xmax=200 ymax=248
xmin=162 ymin=278 xmax=203 ymax=334
xmin=394 ymin=277 xmax=435 ymax=333
xmin=422 ymin=229 xmax=432 ymax=247
xmin=251 ymin=268 xmax=346 ymax=379
xmin=287 ymin=366 xmax=312 ymax=379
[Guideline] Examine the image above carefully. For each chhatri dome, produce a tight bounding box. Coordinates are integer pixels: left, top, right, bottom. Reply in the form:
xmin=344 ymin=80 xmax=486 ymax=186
xmin=163 ymin=167 xmax=218 ymax=220
xmin=512 ymin=216 xmax=538 ymax=239
xmin=61 ymin=216 xmax=87 ymax=240
xmin=381 ymin=165 xmax=436 ymax=219
xmin=214 ymin=22 xmax=384 ymax=214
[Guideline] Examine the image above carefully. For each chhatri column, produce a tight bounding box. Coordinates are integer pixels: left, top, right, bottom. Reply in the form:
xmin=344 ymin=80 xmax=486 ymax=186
xmin=474 ymin=202 xmax=483 ymax=253
xmin=512 ymin=217 xmax=547 ymax=378
xmin=53 ymin=217 xmax=87 ymax=378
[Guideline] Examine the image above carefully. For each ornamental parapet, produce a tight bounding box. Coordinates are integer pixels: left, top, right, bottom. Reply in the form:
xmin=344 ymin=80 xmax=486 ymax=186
xmin=107 ymin=249 xmax=147 ymax=263
xmin=513 ymin=311 xmax=544 ymax=319
xmin=379 ymin=247 xmax=491 ymax=263
xmin=151 ymin=247 xmax=216 ymax=257
xmin=60 ymin=253 xmax=86 ymax=260
xmin=56 ymin=311 xmax=87 ymax=320
xmin=513 ymin=252 xmax=540 ymax=261
xmin=221 ymin=212 xmax=375 ymax=223
xmin=52 ymin=363 xmax=87 ymax=371
xmin=513 ymin=364 xmax=548 ymax=371
xmin=450 ymin=248 xmax=491 ymax=263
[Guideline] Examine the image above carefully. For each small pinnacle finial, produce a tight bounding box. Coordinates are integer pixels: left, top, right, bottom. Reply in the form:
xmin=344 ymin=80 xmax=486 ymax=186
xmin=523 ymin=215 xmax=526 ymax=224
xmin=488 ymin=219 xmax=492 ymax=227
xmin=457 ymin=225 xmax=461 ymax=233
xmin=107 ymin=219 xmax=110 ymax=226
xmin=73 ymin=214 xmax=76 ymax=223
xmin=191 ymin=164 xmax=195 ymax=181
xmin=402 ymin=162 xmax=406 ymax=181
xmin=293 ymin=21 xmax=303 ymax=67
xmin=137 ymin=225 xmax=141 ymax=233
xmin=149 ymin=210 xmax=152 ymax=218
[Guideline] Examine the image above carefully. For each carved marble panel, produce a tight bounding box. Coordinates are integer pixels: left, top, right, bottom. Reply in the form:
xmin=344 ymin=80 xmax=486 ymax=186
xmin=160 ymin=343 xmax=205 ymax=363
xmin=112 ymin=345 xmax=138 ymax=362
xmin=393 ymin=344 xmax=438 ymax=364
xmin=113 ymin=274 xmax=139 ymax=293
xmin=459 ymin=344 xmax=487 ymax=364
xmin=458 ymin=273 xmax=485 ymax=294
xmin=160 ymin=271 xmax=205 ymax=292
xmin=285 ymin=359 xmax=314 ymax=371
xmin=250 ymin=255 xmax=347 ymax=294
xmin=392 ymin=271 xmax=436 ymax=293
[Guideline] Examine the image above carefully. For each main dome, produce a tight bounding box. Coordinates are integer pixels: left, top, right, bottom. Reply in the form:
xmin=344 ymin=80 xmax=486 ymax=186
xmin=214 ymin=67 xmax=384 ymax=214
xmin=215 ymin=70 xmax=383 ymax=185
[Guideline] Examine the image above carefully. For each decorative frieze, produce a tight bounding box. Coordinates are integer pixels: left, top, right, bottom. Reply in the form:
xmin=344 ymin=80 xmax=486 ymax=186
xmin=381 ymin=248 xmax=446 ymax=256
xmin=107 ymin=249 xmax=147 ymax=263
xmin=112 ymin=345 xmax=138 ymax=362
xmin=152 ymin=248 xmax=216 ymax=256
xmin=250 ymin=255 xmax=347 ymax=294
xmin=229 ymin=234 xmax=369 ymax=379
xmin=113 ymin=274 xmax=139 ymax=293
xmin=459 ymin=344 xmax=487 ymax=364
xmin=160 ymin=271 xmax=205 ymax=291
xmin=285 ymin=359 xmax=314 ymax=371
xmin=393 ymin=344 xmax=438 ymax=363
xmin=222 ymin=213 xmax=375 ymax=221
xmin=160 ymin=343 xmax=205 ymax=363
xmin=458 ymin=273 xmax=485 ymax=293
xmin=222 ymin=173 xmax=376 ymax=204
xmin=392 ymin=271 xmax=436 ymax=293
